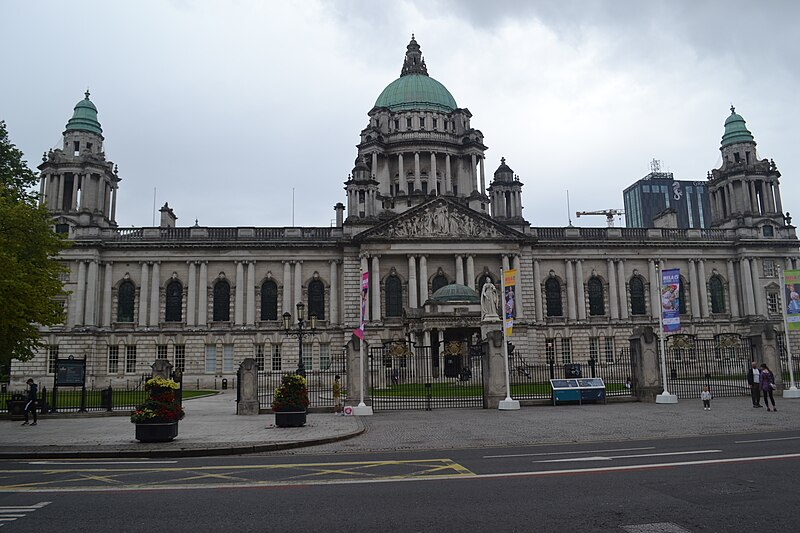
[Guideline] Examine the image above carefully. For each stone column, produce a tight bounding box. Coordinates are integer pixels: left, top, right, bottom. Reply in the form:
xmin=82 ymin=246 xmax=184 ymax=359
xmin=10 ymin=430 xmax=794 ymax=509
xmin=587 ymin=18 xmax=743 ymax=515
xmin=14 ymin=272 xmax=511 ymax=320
xmin=294 ymin=261 xmax=303 ymax=321
xmin=56 ymin=174 xmax=65 ymax=211
xmin=84 ymin=260 xmax=98 ymax=326
xmin=97 ymin=176 xmax=104 ymax=214
xmin=38 ymin=175 xmax=46 ymax=206
xmin=748 ymin=181 xmax=758 ymax=212
xmin=466 ymin=255 xmax=475 ymax=290
xmin=479 ymin=156 xmax=486 ymax=195
xmin=533 ymin=259 xmax=543 ymax=322
xmin=617 ymin=259 xmax=628 ymax=320
xmin=371 ymin=255 xmax=381 ymax=321
xmin=73 ymin=260 xmax=86 ymax=327
xmin=727 ymin=259 xmax=740 ymax=318
xmin=138 ymin=262 xmax=149 ymax=327
xmin=149 ymin=261 xmax=160 ymax=326
xmin=575 ymin=259 xmax=585 ymax=320
xmin=187 ymin=262 xmax=197 ymax=326
xmin=566 ymin=259 xmax=576 ymax=320
xmin=198 ymin=262 xmax=208 ymax=326
xmin=236 ymin=358 xmax=260 ymax=415
xmin=234 ymin=261 xmax=244 ymax=325
xmin=111 ymin=185 xmax=117 ymax=222
xmin=414 ymin=152 xmax=421 ymax=192
xmin=775 ymin=182 xmax=784 ymax=215
xmin=471 ymin=153 xmax=478 ymax=192
xmin=246 ymin=261 xmax=256 ymax=325
xmin=408 ymin=255 xmax=418 ymax=308
xmin=698 ymin=259 xmax=709 ymax=318
xmin=689 ymin=259 xmax=700 ymax=318
xmin=445 ymin=154 xmax=452 ymax=194
xmin=512 ymin=255 xmax=524 ymax=319
xmin=648 ymin=259 xmax=659 ymax=317
xmin=398 ymin=153 xmax=406 ymax=194
xmin=750 ymin=258 xmax=765 ymax=315
xmin=102 ymin=262 xmax=113 ymax=327
xmin=430 ymin=152 xmax=437 ymax=192
xmin=455 ymin=255 xmax=464 ymax=285
xmin=329 ymin=260 xmax=339 ymax=325
xmin=501 ymin=255 xmax=510 ymax=273
xmin=607 ymin=259 xmax=619 ymax=319
xmin=71 ymin=175 xmax=79 ymax=211
xmin=741 ymin=258 xmax=755 ymax=316
xmin=371 ymin=152 xmax=378 ymax=179
xmin=282 ymin=261 xmax=292 ymax=315
xmin=419 ymin=255 xmax=429 ymax=303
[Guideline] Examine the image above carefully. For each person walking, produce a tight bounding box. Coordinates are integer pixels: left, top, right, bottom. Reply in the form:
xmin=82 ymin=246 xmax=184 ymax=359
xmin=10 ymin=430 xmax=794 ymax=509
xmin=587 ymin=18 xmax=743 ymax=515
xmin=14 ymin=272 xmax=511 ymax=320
xmin=332 ymin=375 xmax=342 ymax=415
xmin=746 ymin=361 xmax=762 ymax=407
xmin=21 ymin=378 xmax=38 ymax=426
xmin=760 ymin=364 xmax=777 ymax=412
xmin=701 ymin=386 xmax=713 ymax=411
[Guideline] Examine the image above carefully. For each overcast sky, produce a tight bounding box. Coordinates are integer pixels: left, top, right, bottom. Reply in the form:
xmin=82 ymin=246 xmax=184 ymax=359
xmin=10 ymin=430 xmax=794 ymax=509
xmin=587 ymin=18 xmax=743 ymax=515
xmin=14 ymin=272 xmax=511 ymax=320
xmin=2 ymin=0 xmax=797 ymax=228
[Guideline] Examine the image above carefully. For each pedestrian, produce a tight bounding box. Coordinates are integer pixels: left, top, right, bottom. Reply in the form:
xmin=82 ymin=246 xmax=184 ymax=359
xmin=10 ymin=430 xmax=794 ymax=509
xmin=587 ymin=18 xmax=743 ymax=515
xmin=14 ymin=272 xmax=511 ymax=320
xmin=701 ymin=386 xmax=712 ymax=411
xmin=746 ymin=361 xmax=762 ymax=407
xmin=332 ymin=375 xmax=342 ymax=415
xmin=21 ymin=378 xmax=38 ymax=426
xmin=759 ymin=363 xmax=777 ymax=412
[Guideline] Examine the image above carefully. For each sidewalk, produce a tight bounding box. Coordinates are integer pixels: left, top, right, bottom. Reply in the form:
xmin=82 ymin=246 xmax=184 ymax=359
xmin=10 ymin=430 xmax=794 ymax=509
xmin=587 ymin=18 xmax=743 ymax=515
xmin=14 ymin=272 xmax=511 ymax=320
xmin=1 ymin=392 xmax=797 ymax=459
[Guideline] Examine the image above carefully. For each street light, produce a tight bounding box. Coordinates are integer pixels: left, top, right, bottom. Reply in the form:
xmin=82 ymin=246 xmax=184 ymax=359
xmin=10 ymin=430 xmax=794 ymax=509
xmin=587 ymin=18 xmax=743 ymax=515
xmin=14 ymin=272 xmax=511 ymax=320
xmin=282 ymin=301 xmax=317 ymax=378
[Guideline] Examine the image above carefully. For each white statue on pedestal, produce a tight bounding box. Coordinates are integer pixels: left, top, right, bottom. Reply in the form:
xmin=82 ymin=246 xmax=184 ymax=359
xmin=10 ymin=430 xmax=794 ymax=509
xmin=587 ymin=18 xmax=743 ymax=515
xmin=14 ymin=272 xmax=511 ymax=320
xmin=480 ymin=277 xmax=500 ymax=320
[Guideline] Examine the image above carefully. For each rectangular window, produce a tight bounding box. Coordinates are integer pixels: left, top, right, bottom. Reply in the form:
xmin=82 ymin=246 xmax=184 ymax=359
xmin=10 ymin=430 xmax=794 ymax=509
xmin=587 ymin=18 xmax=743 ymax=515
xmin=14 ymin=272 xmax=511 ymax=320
xmin=560 ymin=338 xmax=572 ymax=364
xmin=545 ymin=338 xmax=556 ymax=361
xmin=319 ymin=344 xmax=331 ymax=371
xmin=271 ymin=344 xmax=282 ymax=371
xmin=589 ymin=337 xmax=599 ymax=361
xmin=157 ymin=344 xmax=168 ymax=360
xmin=108 ymin=346 xmax=119 ymax=374
xmin=763 ymin=259 xmax=776 ymax=278
xmin=767 ymin=292 xmax=780 ymax=314
xmin=406 ymin=117 xmax=412 ymax=129
xmin=432 ymin=118 xmax=438 ymax=130
xmin=223 ymin=344 xmax=234 ymax=372
xmin=255 ymin=345 xmax=265 ymax=372
xmin=394 ymin=119 xmax=399 ymax=130
xmin=604 ymin=337 xmax=615 ymax=364
xmin=205 ymin=345 xmax=216 ymax=373
xmin=47 ymin=345 xmax=59 ymax=374
xmin=125 ymin=345 xmax=137 ymax=374
xmin=174 ymin=345 xmax=185 ymax=372
xmin=303 ymin=342 xmax=313 ymax=371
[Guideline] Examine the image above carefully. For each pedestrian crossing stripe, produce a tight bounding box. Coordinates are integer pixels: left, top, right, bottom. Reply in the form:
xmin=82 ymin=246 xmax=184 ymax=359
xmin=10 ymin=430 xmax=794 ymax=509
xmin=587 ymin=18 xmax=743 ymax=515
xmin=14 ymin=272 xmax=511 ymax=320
xmin=0 ymin=502 xmax=50 ymax=526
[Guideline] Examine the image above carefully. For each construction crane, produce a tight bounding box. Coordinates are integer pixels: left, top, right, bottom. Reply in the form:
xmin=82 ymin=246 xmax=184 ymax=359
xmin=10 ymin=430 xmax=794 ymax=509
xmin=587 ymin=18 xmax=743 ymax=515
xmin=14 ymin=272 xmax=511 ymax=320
xmin=575 ymin=209 xmax=625 ymax=227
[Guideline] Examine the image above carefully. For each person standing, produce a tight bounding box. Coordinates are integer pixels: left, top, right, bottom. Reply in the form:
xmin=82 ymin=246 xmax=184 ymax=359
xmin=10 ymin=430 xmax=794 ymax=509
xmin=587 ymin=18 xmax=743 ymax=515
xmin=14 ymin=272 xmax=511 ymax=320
xmin=21 ymin=378 xmax=38 ymax=426
xmin=332 ymin=375 xmax=342 ymax=415
xmin=701 ymin=386 xmax=713 ymax=411
xmin=746 ymin=361 xmax=762 ymax=407
xmin=760 ymin=364 xmax=777 ymax=412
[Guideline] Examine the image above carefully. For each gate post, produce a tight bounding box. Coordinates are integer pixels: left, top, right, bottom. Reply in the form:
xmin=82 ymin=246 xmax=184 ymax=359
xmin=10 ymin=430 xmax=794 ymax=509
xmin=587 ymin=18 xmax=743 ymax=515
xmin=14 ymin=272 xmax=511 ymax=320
xmin=629 ymin=326 xmax=662 ymax=402
xmin=237 ymin=358 xmax=259 ymax=415
xmin=480 ymin=324 xmax=506 ymax=409
xmin=345 ymin=335 xmax=370 ymax=408
xmin=749 ymin=325 xmax=783 ymax=390
xmin=151 ymin=359 xmax=173 ymax=380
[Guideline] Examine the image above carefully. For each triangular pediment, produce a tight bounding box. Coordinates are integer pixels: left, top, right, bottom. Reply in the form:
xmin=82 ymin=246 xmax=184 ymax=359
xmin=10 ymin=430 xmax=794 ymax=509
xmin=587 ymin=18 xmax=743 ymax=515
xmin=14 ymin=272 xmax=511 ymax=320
xmin=356 ymin=198 xmax=526 ymax=242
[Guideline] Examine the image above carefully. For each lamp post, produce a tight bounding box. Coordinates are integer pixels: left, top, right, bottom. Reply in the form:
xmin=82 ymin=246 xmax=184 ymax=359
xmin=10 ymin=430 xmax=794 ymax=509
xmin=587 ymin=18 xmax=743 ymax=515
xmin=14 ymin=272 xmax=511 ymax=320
xmin=282 ymin=302 xmax=316 ymax=378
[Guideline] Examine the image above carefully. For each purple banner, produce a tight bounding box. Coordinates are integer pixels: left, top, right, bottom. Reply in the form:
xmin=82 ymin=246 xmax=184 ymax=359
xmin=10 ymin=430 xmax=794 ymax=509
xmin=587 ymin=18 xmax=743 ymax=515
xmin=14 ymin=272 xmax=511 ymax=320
xmin=661 ymin=268 xmax=681 ymax=332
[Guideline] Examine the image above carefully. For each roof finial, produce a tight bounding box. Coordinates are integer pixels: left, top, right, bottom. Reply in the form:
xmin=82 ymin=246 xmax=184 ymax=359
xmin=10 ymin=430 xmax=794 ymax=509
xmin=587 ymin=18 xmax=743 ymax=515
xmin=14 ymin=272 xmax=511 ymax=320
xmin=85 ymin=88 xmax=91 ymax=100
xmin=411 ymin=33 xmax=415 ymax=40
xmin=730 ymin=103 xmax=735 ymax=114
xmin=501 ymin=157 xmax=506 ymax=165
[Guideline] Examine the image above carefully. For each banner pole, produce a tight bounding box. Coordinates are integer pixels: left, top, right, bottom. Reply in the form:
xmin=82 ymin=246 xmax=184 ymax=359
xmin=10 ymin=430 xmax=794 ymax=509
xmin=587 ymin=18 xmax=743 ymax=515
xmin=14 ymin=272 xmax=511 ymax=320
xmin=779 ymin=267 xmax=799 ymax=396
xmin=498 ymin=269 xmax=520 ymax=410
xmin=656 ymin=261 xmax=678 ymax=404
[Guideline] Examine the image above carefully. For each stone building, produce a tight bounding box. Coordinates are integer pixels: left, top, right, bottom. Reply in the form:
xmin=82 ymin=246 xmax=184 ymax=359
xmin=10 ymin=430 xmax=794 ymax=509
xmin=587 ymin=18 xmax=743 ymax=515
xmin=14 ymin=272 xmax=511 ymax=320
xmin=12 ymin=37 xmax=800 ymax=391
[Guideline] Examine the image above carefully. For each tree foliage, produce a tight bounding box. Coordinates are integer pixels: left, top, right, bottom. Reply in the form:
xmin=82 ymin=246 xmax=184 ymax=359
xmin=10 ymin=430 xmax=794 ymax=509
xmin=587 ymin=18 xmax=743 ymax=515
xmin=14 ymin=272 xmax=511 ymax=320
xmin=0 ymin=120 xmax=68 ymax=366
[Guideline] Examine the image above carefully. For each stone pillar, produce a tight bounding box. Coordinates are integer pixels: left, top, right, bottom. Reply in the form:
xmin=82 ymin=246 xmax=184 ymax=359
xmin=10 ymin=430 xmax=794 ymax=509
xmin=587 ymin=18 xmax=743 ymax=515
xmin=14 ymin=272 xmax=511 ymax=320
xmin=235 ymin=261 xmax=244 ymax=325
xmin=371 ymin=255 xmax=381 ymax=322
xmin=607 ymin=259 xmax=619 ymax=319
xmin=575 ymin=259 xmax=585 ymax=320
xmin=85 ymin=260 xmax=98 ymax=326
xmin=775 ymin=182 xmax=784 ymax=215
xmin=398 ymin=153 xmax=406 ymax=194
xmin=151 ymin=359 xmax=173 ymax=380
xmin=455 ymin=255 xmax=464 ymax=285
xmin=466 ymin=255 xmax=475 ymax=290
xmin=198 ymin=262 xmax=208 ymax=326
xmin=648 ymin=259 xmax=659 ymax=317
xmin=566 ymin=259 xmax=576 ymax=320
xmin=471 ymin=154 xmax=478 ymax=192
xmin=419 ymin=255 xmax=429 ymax=303
xmin=481 ymin=324 xmax=506 ymax=409
xmin=246 ymin=262 xmax=256 ymax=325
xmin=56 ymin=174 xmax=65 ymax=211
xmin=70 ymin=175 xmax=79 ymax=210
xmin=282 ymin=261 xmax=292 ymax=316
xmin=371 ymin=152 xmax=378 ymax=179
xmin=749 ymin=326 xmax=783 ymax=390
xmin=689 ymin=259 xmax=700 ymax=318
xmin=414 ymin=152 xmax=421 ymax=192
xmin=698 ymin=259 xmax=709 ymax=318
xmin=534 ymin=259 xmax=543 ymax=322
xmin=629 ymin=326 xmax=662 ymax=402
xmin=102 ymin=262 xmax=113 ymax=327
xmin=345 ymin=335 xmax=369 ymax=406
xmin=445 ymin=154 xmax=452 ymax=194
xmin=329 ymin=260 xmax=339 ymax=325
xmin=741 ymin=258 xmax=755 ymax=316
xmin=138 ymin=262 xmax=149 ymax=327
xmin=479 ymin=156 xmax=486 ymax=195
xmin=430 ymin=152 xmax=437 ymax=193
xmin=39 ymin=174 xmax=46 ymax=206
xmin=236 ymin=358 xmax=260 ymax=415
xmin=73 ymin=260 xmax=86 ymax=327
xmin=149 ymin=261 xmax=160 ymax=326
xmin=750 ymin=258 xmax=765 ymax=315
xmin=727 ymin=259 xmax=740 ymax=318
xmin=502 ymin=255 xmax=510 ymax=273
xmin=408 ymin=255 xmax=418 ymax=308
xmin=294 ymin=261 xmax=303 ymax=320
xmin=513 ymin=255 xmax=524 ymax=318
xmin=187 ymin=262 xmax=197 ymax=326
xmin=111 ymin=185 xmax=117 ymax=222
xmin=617 ymin=259 xmax=628 ymax=320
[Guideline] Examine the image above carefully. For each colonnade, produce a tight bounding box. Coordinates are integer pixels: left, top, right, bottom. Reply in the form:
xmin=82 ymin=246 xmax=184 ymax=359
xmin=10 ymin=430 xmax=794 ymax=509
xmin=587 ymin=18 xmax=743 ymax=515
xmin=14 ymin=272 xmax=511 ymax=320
xmin=371 ymin=150 xmax=485 ymax=196
xmin=39 ymin=172 xmax=117 ymax=221
xmin=711 ymin=177 xmax=783 ymax=219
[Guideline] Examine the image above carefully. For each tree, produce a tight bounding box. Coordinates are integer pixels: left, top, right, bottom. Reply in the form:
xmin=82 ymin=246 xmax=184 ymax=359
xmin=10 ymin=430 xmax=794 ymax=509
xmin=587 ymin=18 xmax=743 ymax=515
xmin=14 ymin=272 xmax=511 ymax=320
xmin=0 ymin=120 xmax=68 ymax=368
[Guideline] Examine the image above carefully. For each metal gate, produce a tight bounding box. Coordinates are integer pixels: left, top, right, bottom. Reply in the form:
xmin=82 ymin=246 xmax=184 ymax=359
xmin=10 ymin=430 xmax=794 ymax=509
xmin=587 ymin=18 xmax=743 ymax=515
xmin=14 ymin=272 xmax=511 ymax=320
xmin=663 ymin=335 xmax=752 ymax=399
xmin=369 ymin=340 xmax=484 ymax=411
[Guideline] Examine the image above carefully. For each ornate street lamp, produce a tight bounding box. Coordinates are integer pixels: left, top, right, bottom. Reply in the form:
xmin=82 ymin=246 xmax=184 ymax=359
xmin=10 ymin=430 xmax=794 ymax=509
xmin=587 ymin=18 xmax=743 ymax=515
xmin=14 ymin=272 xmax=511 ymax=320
xmin=282 ymin=301 xmax=317 ymax=377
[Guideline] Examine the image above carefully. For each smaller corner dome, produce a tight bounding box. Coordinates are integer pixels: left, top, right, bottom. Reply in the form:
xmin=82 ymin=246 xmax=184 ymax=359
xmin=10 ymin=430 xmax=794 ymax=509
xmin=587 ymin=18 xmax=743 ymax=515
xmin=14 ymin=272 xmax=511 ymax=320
xmin=64 ymin=90 xmax=103 ymax=135
xmin=431 ymin=283 xmax=480 ymax=303
xmin=721 ymin=105 xmax=754 ymax=148
xmin=493 ymin=157 xmax=514 ymax=181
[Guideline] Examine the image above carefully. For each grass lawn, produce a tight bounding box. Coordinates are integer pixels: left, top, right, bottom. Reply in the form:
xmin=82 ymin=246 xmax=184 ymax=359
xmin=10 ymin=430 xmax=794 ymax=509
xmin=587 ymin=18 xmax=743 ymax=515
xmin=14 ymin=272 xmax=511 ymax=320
xmin=44 ymin=389 xmax=216 ymax=409
xmin=371 ymin=381 xmax=630 ymax=398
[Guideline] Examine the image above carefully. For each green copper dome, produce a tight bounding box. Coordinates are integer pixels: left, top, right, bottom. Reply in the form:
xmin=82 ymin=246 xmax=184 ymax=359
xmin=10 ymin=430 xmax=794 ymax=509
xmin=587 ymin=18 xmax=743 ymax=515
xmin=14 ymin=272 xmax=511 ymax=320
xmin=374 ymin=36 xmax=457 ymax=113
xmin=431 ymin=283 xmax=480 ymax=303
xmin=65 ymin=91 xmax=103 ymax=135
xmin=721 ymin=105 xmax=753 ymax=148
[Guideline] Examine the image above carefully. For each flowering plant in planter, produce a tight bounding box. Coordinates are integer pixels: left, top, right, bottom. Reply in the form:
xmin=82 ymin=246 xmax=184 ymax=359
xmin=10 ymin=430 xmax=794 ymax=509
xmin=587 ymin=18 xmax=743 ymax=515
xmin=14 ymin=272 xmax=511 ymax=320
xmin=271 ymin=374 xmax=310 ymax=412
xmin=131 ymin=377 xmax=184 ymax=424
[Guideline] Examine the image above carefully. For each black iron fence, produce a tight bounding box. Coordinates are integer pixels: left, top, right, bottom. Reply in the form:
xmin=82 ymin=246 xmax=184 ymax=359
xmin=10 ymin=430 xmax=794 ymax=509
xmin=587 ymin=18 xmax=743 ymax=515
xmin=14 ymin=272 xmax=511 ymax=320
xmin=661 ymin=337 xmax=752 ymax=399
xmin=778 ymin=349 xmax=800 ymax=388
xmin=257 ymin=369 xmax=345 ymax=409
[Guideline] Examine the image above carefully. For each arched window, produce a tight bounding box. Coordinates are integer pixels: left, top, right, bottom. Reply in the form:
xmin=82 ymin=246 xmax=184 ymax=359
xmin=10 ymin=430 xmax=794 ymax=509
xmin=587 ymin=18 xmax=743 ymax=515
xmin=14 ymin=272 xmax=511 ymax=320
xmin=213 ymin=280 xmax=230 ymax=322
xmin=710 ymin=275 xmax=726 ymax=313
xmin=545 ymin=278 xmax=563 ymax=317
xmin=432 ymin=273 xmax=448 ymax=294
xmin=385 ymin=275 xmax=403 ymax=317
xmin=165 ymin=281 xmax=183 ymax=322
xmin=588 ymin=277 xmax=605 ymax=316
xmin=308 ymin=279 xmax=325 ymax=320
xmin=678 ymin=277 xmax=687 ymax=315
xmin=117 ymin=280 xmax=135 ymax=322
xmin=630 ymin=277 xmax=646 ymax=315
xmin=260 ymin=280 xmax=278 ymax=321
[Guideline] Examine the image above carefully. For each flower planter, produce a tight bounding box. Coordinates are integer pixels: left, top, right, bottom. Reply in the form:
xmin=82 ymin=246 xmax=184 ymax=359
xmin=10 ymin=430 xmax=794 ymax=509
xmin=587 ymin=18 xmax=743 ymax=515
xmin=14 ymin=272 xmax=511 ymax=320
xmin=274 ymin=410 xmax=307 ymax=427
xmin=135 ymin=422 xmax=179 ymax=442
